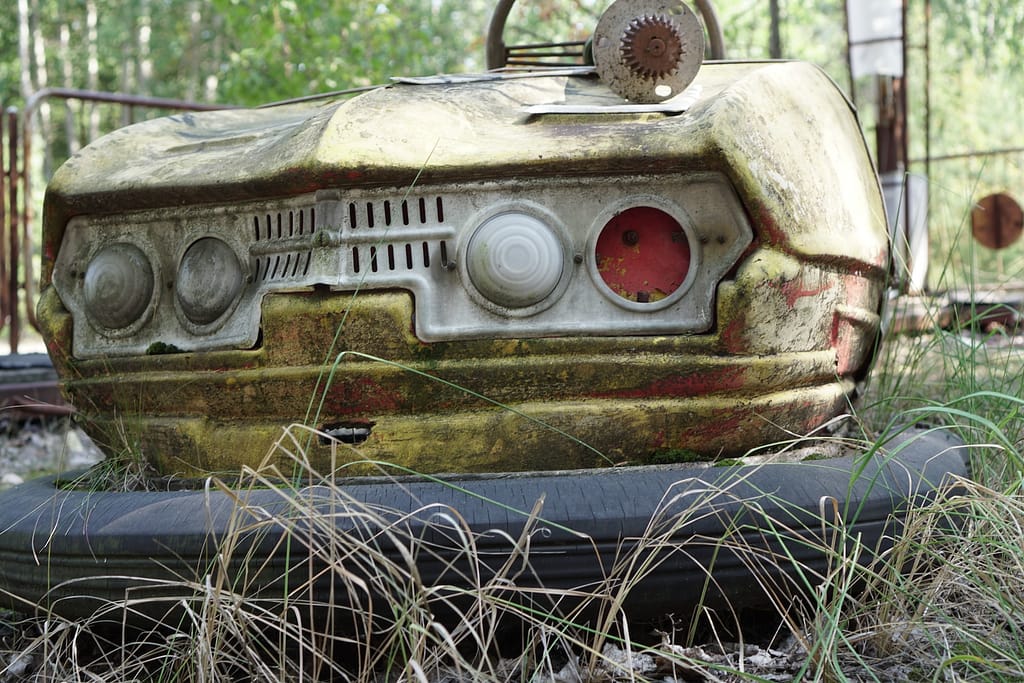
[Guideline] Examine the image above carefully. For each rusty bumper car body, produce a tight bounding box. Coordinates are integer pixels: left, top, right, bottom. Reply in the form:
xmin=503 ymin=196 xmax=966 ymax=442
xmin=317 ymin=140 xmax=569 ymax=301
xmin=39 ymin=60 xmax=887 ymax=477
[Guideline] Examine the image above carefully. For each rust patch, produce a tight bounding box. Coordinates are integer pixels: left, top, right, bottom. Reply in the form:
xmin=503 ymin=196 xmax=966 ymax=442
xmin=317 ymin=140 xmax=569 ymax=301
xmin=320 ymin=376 xmax=405 ymax=416
xmin=719 ymin=313 xmax=750 ymax=354
xmin=677 ymin=412 xmax=744 ymax=443
xmin=591 ymin=365 xmax=746 ymax=399
xmin=749 ymin=201 xmax=788 ymax=249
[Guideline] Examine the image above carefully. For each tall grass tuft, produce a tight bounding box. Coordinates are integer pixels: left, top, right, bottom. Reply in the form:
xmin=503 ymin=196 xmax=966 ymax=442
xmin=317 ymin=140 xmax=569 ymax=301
xmin=4 ymin=190 xmax=1024 ymax=680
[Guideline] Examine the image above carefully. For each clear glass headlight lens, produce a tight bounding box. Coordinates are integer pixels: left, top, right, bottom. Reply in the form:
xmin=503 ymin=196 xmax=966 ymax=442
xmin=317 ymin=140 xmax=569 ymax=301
xmin=83 ymin=243 xmax=155 ymax=330
xmin=466 ymin=212 xmax=564 ymax=308
xmin=176 ymin=237 xmax=243 ymax=325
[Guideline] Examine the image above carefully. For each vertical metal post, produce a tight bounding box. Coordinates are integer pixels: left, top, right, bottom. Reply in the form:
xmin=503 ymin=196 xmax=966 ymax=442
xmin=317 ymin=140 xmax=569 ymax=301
xmin=21 ymin=106 xmax=36 ymax=331
xmin=6 ymin=109 xmax=19 ymax=354
xmin=900 ymin=0 xmax=909 ymax=181
xmin=0 ymin=106 xmax=7 ymax=346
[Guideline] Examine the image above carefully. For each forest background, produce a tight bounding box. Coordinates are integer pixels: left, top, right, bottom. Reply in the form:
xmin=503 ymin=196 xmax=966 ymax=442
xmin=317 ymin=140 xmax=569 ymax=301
xmin=2 ymin=0 xmax=1023 ymax=290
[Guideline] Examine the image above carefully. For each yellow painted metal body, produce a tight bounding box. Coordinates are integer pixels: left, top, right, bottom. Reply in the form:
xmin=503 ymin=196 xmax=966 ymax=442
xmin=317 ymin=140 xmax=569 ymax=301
xmin=39 ymin=61 xmax=888 ymax=477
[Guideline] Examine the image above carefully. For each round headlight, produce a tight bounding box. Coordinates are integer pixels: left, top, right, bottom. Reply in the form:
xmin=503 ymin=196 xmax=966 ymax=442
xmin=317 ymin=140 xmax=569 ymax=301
xmin=466 ymin=212 xmax=565 ymax=308
xmin=176 ymin=237 xmax=243 ymax=325
xmin=83 ymin=243 xmax=155 ymax=330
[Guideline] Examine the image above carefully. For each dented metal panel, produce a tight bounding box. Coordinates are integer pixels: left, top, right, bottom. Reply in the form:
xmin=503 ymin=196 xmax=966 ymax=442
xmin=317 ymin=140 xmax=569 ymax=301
xmin=53 ymin=174 xmax=750 ymax=358
xmin=38 ymin=60 xmax=889 ymax=476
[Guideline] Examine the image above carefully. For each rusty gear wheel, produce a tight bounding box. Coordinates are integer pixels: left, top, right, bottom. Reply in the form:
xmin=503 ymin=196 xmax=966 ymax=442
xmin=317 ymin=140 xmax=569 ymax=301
xmin=593 ymin=0 xmax=705 ymax=103
xmin=621 ymin=15 xmax=684 ymax=80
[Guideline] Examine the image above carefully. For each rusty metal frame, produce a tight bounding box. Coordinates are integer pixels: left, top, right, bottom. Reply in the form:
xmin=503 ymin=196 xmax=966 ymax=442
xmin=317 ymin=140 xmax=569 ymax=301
xmin=1 ymin=88 xmax=233 ymax=354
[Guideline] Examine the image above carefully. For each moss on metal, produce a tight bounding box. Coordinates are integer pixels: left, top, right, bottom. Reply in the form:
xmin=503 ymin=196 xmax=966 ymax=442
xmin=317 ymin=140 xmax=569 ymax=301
xmin=39 ymin=61 xmax=889 ymax=477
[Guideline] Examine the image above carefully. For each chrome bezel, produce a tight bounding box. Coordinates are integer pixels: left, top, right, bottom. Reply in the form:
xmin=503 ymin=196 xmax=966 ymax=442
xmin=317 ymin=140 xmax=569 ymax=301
xmin=81 ymin=239 xmax=160 ymax=339
xmin=586 ymin=195 xmax=702 ymax=312
xmin=173 ymin=235 xmax=250 ymax=335
xmin=458 ymin=201 xmax=574 ymax=317
xmin=53 ymin=173 xmax=753 ymax=358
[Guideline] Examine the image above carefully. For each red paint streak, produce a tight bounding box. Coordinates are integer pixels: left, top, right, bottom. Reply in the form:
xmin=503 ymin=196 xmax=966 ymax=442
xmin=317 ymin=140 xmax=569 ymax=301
xmin=678 ymin=413 xmax=744 ymax=442
xmin=322 ymin=377 xmax=404 ymax=415
xmin=767 ymin=277 xmax=834 ymax=308
xmin=751 ymin=202 xmax=788 ymax=247
xmin=830 ymin=274 xmax=878 ymax=376
xmin=830 ymin=313 xmax=854 ymax=375
xmin=591 ymin=365 xmax=746 ymax=400
xmin=719 ymin=315 xmax=749 ymax=353
xmin=842 ymin=273 xmax=873 ymax=308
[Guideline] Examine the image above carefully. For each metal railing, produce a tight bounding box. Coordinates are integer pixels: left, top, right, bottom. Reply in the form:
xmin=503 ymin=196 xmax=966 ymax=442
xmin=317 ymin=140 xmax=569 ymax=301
xmin=0 ymin=89 xmax=233 ymax=353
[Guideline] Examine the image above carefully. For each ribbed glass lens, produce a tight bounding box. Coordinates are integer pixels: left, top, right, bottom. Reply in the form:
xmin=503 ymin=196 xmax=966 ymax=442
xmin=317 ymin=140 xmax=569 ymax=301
xmin=466 ymin=212 xmax=564 ymax=308
xmin=176 ymin=237 xmax=243 ymax=325
xmin=83 ymin=243 xmax=154 ymax=330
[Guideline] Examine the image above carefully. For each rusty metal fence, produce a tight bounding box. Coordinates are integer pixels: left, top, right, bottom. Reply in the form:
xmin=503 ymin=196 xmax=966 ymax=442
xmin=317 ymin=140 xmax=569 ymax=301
xmin=0 ymin=90 xmax=229 ymax=354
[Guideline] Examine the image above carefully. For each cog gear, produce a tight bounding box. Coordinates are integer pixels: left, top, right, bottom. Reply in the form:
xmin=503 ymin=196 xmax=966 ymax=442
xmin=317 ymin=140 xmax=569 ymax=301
xmin=593 ymin=0 xmax=704 ymax=103
xmin=620 ymin=14 xmax=684 ymax=80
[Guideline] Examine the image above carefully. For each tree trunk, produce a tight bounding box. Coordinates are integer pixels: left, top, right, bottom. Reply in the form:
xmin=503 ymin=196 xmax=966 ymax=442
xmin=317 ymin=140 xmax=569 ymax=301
xmin=185 ymin=0 xmax=203 ymax=101
xmin=86 ymin=0 xmax=100 ymax=141
xmin=17 ymin=0 xmax=33 ymax=100
xmin=60 ymin=23 xmax=80 ymax=156
xmin=138 ymin=0 xmax=152 ymax=93
xmin=769 ymin=0 xmax=782 ymax=59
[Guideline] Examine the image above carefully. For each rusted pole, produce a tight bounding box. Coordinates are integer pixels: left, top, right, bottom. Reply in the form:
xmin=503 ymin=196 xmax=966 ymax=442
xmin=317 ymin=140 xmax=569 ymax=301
xmin=0 ymin=105 xmax=7 ymax=341
xmin=20 ymin=107 xmax=36 ymax=333
xmin=6 ymin=109 xmax=19 ymax=354
xmin=21 ymin=87 xmax=233 ymax=116
xmin=15 ymin=88 xmax=236 ymax=340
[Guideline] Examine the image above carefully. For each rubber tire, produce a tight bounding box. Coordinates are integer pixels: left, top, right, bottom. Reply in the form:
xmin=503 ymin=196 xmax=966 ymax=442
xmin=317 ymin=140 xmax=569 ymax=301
xmin=0 ymin=426 xmax=969 ymax=626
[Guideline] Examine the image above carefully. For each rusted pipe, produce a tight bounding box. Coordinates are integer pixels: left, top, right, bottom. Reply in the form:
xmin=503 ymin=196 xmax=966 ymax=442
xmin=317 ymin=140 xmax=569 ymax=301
xmin=15 ymin=88 xmax=238 ymax=343
xmin=6 ymin=109 xmax=19 ymax=354
xmin=693 ymin=0 xmax=726 ymax=59
xmin=20 ymin=110 xmax=36 ymax=334
xmin=0 ymin=107 xmax=7 ymax=339
xmin=21 ymin=87 xmax=235 ymax=116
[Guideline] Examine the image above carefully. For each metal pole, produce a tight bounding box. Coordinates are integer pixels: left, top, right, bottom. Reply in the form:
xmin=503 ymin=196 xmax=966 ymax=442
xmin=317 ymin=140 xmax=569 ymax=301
xmin=0 ymin=105 xmax=7 ymax=343
xmin=900 ymin=0 xmax=912 ymax=291
xmin=20 ymin=106 xmax=37 ymax=332
xmin=901 ymin=0 xmax=909 ymax=179
xmin=6 ymin=109 xmax=19 ymax=354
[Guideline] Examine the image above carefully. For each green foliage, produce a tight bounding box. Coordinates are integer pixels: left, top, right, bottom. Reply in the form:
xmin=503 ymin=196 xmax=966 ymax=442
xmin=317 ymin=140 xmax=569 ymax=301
xmin=4 ymin=0 xmax=1024 ymax=292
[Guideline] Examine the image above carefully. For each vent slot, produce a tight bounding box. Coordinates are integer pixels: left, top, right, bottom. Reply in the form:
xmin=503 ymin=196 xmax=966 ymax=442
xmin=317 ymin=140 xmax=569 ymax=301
xmin=253 ymin=207 xmax=315 ymax=241
xmin=348 ymin=197 xmax=446 ymax=229
xmin=351 ymin=240 xmax=447 ymax=274
xmin=254 ymin=251 xmax=312 ymax=282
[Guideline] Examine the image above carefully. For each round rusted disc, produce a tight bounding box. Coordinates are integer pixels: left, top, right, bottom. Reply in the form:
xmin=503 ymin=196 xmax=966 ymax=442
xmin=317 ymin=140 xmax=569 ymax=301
xmin=971 ymin=192 xmax=1023 ymax=250
xmin=593 ymin=0 xmax=704 ymax=103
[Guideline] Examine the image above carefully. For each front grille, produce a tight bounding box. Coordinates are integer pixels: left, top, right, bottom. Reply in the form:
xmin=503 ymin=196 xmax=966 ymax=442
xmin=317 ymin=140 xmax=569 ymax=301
xmin=255 ymin=251 xmax=314 ymax=282
xmin=347 ymin=197 xmax=445 ymax=230
xmin=55 ymin=174 xmax=753 ymax=359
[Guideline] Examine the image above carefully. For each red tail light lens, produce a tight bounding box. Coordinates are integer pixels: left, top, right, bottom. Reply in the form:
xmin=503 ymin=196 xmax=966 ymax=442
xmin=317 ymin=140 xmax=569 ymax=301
xmin=595 ymin=206 xmax=691 ymax=304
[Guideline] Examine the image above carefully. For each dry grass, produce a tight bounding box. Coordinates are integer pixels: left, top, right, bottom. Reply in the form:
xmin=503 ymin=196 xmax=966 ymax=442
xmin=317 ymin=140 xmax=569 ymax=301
xmin=2 ymin=297 xmax=1023 ymax=681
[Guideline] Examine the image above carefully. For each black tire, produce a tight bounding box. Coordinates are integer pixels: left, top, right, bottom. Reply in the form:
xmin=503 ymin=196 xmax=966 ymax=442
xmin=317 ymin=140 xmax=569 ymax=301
xmin=0 ymin=426 xmax=969 ymax=627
